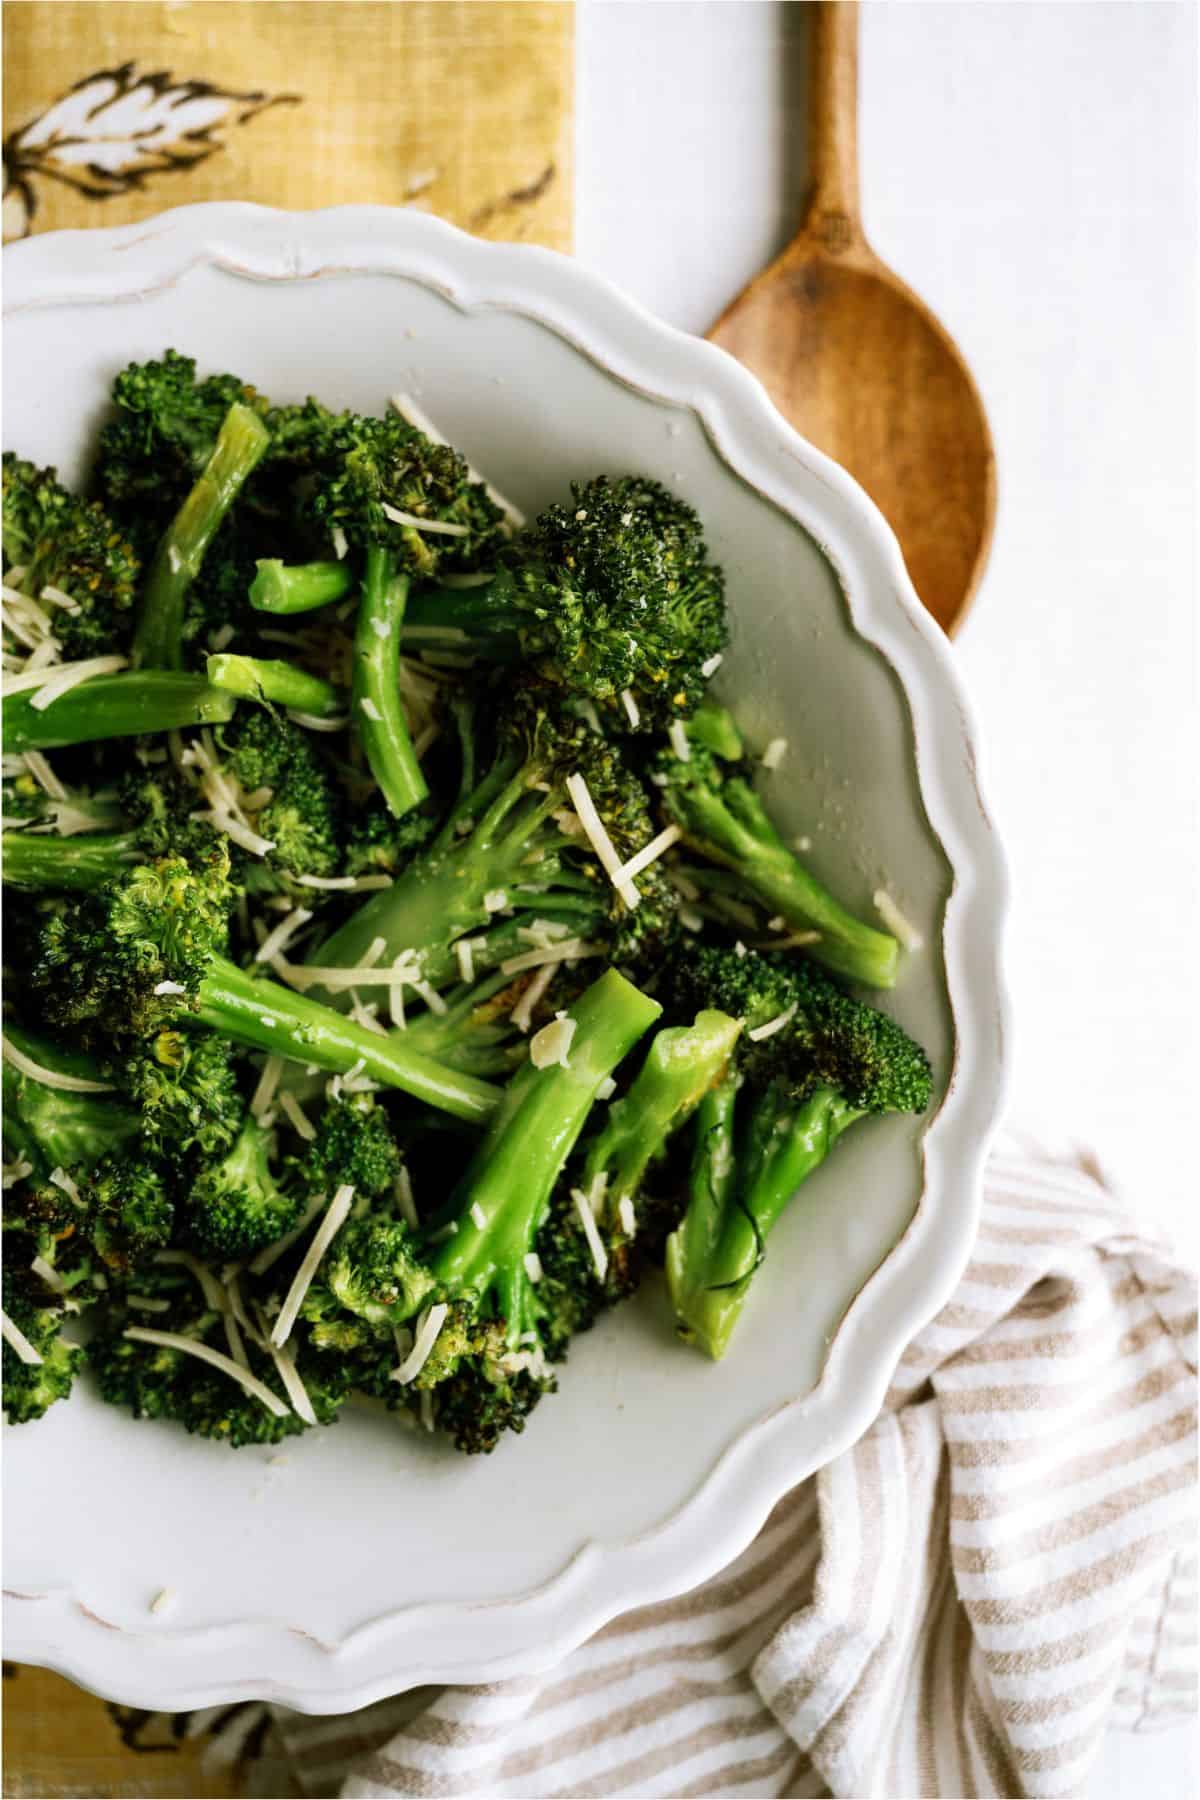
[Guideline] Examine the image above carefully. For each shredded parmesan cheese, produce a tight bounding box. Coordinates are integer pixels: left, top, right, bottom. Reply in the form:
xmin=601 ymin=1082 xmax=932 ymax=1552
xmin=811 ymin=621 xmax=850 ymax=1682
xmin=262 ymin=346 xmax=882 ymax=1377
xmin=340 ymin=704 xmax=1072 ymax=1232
xmin=24 ymin=655 xmax=128 ymax=709
xmin=126 ymin=1294 xmax=171 ymax=1314
xmin=529 ymin=1013 xmax=576 ymax=1070
xmin=392 ymin=1302 xmax=450 ymax=1384
xmin=874 ymin=889 xmax=925 ymax=952
xmin=359 ymin=695 xmax=384 ymax=723
xmin=510 ymin=962 xmax=555 ymax=1032
xmin=388 ymin=393 xmax=525 ymax=530
xmin=287 ymin=710 xmax=351 ymax=733
xmin=31 ymin=1255 xmax=66 ymax=1295
xmin=331 ymin=526 xmax=349 ymax=561
xmin=1 ymin=1309 xmax=42 ymax=1364
xmin=255 ymin=907 xmax=313 ymax=964
xmin=394 ymin=1166 xmax=418 ymax=1229
xmin=192 ymin=808 xmax=276 ymax=858
xmin=619 ymin=688 xmax=640 ymax=729
xmin=760 ymin=737 xmax=788 ymax=771
xmin=156 ymin=1249 xmax=228 ymax=1315
xmin=21 ymin=751 xmax=67 ymax=800
xmin=470 ymin=1201 xmax=487 ymax=1230
xmin=48 ymin=1168 xmax=84 ymax=1209
xmin=2 ymin=1034 xmax=113 ymax=1092
xmin=500 ymin=936 xmax=596 ymax=977
xmin=379 ymin=501 xmax=469 ymax=538
xmin=700 ymin=653 xmax=723 ymax=679
xmin=571 ymin=1190 xmax=609 ymax=1282
xmin=266 ymin=1335 xmax=317 ymax=1425
xmin=483 ymin=889 xmax=508 ymax=913
xmin=596 ymin=1076 xmax=618 ymax=1101
xmin=618 ymin=1196 xmax=637 ymax=1237
xmin=250 ymin=1055 xmax=285 ymax=1121
xmin=278 ymin=1091 xmax=317 ymax=1141
xmin=668 ymin=720 xmax=691 ymax=762
xmin=564 ymin=772 xmax=640 ymax=908
xmin=153 ymin=980 xmax=187 ymax=996
xmin=613 ymin=822 xmax=683 ymax=885
xmin=747 ymin=1002 xmax=799 ymax=1043
xmin=295 ymin=872 xmax=391 ymax=892
xmin=455 ymin=938 xmax=476 ymax=985
xmin=248 ymin=1192 xmax=326 ymax=1276
xmin=124 ymin=1327 xmax=289 ymax=1418
xmin=524 ymin=1252 xmax=543 ymax=1283
xmin=270 ymin=1184 xmax=355 ymax=1346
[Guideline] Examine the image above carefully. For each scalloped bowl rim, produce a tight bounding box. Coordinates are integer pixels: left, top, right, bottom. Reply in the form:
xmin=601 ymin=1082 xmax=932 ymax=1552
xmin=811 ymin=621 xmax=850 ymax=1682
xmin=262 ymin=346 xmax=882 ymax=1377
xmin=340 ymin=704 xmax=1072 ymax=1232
xmin=2 ymin=204 xmax=1010 ymax=1714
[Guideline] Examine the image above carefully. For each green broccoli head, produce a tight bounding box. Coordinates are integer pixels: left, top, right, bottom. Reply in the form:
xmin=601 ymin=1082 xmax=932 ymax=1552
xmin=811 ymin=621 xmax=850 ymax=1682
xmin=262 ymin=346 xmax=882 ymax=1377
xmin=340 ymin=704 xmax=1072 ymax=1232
xmin=502 ymin=475 xmax=727 ymax=729
xmin=33 ymin=845 xmax=233 ymax=1045
xmin=421 ymin=1316 xmax=555 ymax=1456
xmin=116 ymin=761 xmax=225 ymax=863
xmin=187 ymin=1115 xmax=301 ymax=1260
xmin=86 ymin=1154 xmax=175 ymax=1271
xmin=667 ymin=944 xmax=932 ymax=1114
xmin=90 ymin=1267 xmax=347 ymax=1447
xmin=3 ymin=454 xmax=142 ymax=659
xmin=118 ymin=1028 xmax=244 ymax=1165
xmin=92 ymin=350 xmax=268 ymax=537
xmin=342 ymin=800 xmax=435 ymax=879
xmin=301 ymin=1094 xmax=406 ymax=1201
xmin=301 ymin=1212 xmax=436 ymax=1337
xmin=1 ymin=1272 xmax=84 ymax=1424
xmin=219 ymin=710 xmax=342 ymax=880
xmin=304 ymin=412 xmax=507 ymax=579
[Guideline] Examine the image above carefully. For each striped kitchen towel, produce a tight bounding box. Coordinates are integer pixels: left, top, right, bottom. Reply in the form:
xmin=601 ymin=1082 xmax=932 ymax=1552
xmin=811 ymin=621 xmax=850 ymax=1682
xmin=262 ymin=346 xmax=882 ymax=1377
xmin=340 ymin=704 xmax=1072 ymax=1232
xmin=251 ymin=1134 xmax=1196 ymax=1800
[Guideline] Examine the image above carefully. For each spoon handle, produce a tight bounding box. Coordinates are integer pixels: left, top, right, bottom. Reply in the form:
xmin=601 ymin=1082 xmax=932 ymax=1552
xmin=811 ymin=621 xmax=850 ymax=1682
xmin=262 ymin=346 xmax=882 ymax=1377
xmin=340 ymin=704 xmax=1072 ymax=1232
xmin=804 ymin=0 xmax=861 ymax=247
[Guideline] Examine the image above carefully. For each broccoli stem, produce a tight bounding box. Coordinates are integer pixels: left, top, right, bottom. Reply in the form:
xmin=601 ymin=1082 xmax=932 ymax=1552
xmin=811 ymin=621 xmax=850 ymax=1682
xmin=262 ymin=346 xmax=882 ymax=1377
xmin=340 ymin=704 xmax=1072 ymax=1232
xmin=3 ymin=672 xmax=236 ymax=753
xmin=206 ymin=653 xmax=343 ymax=718
xmin=352 ymin=549 xmax=428 ymax=819
xmin=581 ymin=1009 xmax=742 ymax=1216
xmin=250 ymin=559 xmax=354 ymax=615
xmin=676 ymin=781 xmax=899 ymax=989
xmin=133 ymin=402 xmax=270 ymax=670
xmin=404 ymin=569 xmax=521 ymax=659
xmin=428 ymin=969 xmax=662 ymax=1343
xmin=308 ymin=759 xmax=565 ymax=986
xmin=196 ymin=956 xmax=498 ymax=1124
xmin=2 ymin=828 xmax=141 ymax=891
xmin=666 ymin=1082 xmax=861 ymax=1359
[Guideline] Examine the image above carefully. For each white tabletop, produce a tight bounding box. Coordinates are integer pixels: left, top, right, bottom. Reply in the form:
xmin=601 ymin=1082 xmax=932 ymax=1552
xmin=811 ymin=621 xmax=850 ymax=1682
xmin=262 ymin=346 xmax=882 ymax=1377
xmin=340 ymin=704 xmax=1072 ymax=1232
xmin=578 ymin=4 xmax=1197 ymax=1794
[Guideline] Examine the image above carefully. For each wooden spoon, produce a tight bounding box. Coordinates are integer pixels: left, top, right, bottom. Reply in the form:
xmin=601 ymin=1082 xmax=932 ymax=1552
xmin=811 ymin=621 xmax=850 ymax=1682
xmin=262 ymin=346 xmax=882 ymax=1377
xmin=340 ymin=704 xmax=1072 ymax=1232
xmin=708 ymin=1 xmax=996 ymax=635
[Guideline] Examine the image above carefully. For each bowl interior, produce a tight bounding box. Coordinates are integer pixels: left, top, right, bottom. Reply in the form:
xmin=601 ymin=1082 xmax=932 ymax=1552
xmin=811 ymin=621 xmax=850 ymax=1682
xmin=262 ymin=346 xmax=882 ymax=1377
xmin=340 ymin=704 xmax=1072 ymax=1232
xmin=6 ymin=253 xmax=952 ymax=1649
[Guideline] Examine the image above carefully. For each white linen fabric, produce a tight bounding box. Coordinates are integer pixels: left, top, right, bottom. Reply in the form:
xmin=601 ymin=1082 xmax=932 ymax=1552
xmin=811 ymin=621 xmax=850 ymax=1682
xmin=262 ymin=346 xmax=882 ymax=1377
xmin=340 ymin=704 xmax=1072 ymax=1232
xmin=249 ymin=1137 xmax=1196 ymax=1800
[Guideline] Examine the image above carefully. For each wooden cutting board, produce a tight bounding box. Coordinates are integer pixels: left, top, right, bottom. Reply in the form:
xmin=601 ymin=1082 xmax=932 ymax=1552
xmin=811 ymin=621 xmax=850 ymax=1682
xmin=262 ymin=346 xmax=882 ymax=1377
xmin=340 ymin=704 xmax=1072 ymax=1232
xmin=1 ymin=6 xmax=572 ymax=1793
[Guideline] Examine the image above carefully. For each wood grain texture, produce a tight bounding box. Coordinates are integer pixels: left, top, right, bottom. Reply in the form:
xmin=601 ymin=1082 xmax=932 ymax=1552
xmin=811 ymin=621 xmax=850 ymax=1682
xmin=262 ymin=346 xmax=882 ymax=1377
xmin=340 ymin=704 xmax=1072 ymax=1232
xmin=2 ymin=1 xmax=573 ymax=251
xmin=708 ymin=1 xmax=995 ymax=636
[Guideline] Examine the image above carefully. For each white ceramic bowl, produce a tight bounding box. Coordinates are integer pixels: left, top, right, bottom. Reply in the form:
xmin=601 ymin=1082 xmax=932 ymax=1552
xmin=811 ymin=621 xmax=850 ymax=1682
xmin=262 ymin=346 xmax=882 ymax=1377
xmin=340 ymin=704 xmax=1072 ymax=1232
xmin=3 ymin=204 xmax=1009 ymax=1713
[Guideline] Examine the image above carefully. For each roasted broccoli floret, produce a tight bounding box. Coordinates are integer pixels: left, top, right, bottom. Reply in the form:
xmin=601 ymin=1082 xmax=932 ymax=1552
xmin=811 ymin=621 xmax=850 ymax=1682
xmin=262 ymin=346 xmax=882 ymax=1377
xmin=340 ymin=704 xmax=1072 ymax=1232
xmin=2 ymin=1272 xmax=85 ymax=1423
xmin=405 ymin=475 xmax=728 ymax=731
xmin=655 ymin=706 xmax=901 ymax=989
xmin=218 ymin=709 xmax=342 ymax=881
xmin=90 ymin=1263 xmax=347 ymax=1448
xmin=409 ymin=969 xmax=661 ymax=1449
xmin=305 ymin=685 xmax=677 ymax=996
xmin=187 ymin=1115 xmax=301 ymax=1259
xmin=3 ymin=454 xmax=141 ymax=658
xmin=301 ymin=1094 xmax=406 ymax=1201
xmin=29 ymin=848 xmax=498 ymax=1123
xmin=663 ymin=946 xmax=933 ymax=1358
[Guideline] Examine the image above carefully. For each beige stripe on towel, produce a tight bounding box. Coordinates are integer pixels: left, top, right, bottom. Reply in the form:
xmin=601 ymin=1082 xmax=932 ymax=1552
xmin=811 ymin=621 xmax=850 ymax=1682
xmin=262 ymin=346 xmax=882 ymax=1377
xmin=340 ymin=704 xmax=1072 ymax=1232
xmin=255 ymin=1136 xmax=1195 ymax=1800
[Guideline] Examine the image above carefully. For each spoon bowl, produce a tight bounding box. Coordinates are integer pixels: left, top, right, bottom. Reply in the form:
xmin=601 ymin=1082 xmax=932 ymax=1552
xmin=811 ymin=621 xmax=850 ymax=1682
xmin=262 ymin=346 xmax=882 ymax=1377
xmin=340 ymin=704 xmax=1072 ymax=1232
xmin=709 ymin=3 xmax=995 ymax=636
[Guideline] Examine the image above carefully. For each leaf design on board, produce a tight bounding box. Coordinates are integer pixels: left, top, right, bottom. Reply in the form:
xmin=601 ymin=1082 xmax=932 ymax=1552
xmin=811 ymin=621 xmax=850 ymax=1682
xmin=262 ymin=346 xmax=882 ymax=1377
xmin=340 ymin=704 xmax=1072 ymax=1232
xmin=2 ymin=63 xmax=301 ymax=239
